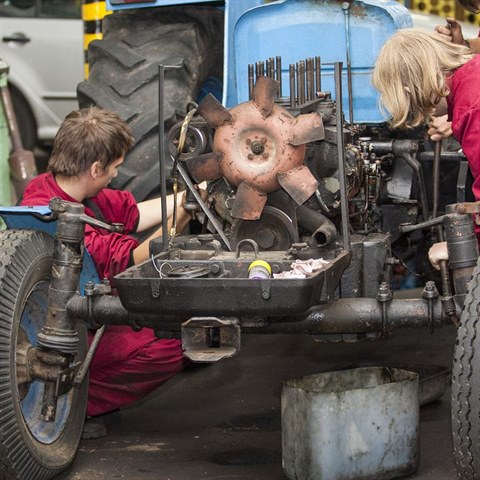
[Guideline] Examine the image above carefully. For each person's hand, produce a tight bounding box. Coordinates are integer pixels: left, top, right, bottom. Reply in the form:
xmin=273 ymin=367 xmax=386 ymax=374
xmin=434 ymin=18 xmax=465 ymax=46
xmin=428 ymin=115 xmax=453 ymax=141
xmin=428 ymin=241 xmax=449 ymax=270
xmin=179 ymin=182 xmax=209 ymax=219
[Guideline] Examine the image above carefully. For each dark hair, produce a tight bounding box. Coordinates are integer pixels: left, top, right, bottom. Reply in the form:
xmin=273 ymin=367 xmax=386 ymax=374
xmin=48 ymin=106 xmax=134 ymax=176
xmin=457 ymin=0 xmax=479 ymax=12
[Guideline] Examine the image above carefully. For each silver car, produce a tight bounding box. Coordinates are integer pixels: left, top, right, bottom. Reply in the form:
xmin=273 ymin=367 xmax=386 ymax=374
xmin=0 ymin=0 xmax=83 ymax=149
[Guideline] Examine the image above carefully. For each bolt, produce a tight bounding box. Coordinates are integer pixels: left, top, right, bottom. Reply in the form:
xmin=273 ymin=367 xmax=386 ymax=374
xmin=256 ymin=229 xmax=275 ymax=249
xmin=250 ymin=140 xmax=265 ymax=155
xmin=247 ymin=154 xmax=254 ymax=160
xmin=262 ymin=152 xmax=269 ymax=159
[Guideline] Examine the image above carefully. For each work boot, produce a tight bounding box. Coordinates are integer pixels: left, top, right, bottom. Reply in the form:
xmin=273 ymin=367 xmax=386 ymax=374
xmin=82 ymin=417 xmax=107 ymax=440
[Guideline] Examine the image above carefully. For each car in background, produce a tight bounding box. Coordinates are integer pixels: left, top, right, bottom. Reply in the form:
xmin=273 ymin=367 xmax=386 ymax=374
xmin=0 ymin=2 xmax=477 ymax=151
xmin=0 ymin=0 xmax=83 ymax=149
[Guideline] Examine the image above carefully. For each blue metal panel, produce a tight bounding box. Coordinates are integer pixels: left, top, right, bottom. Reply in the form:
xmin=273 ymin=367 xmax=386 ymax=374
xmin=229 ymin=0 xmax=412 ymax=123
xmin=107 ymin=0 xmax=218 ymax=10
xmin=0 ymin=207 xmax=100 ymax=293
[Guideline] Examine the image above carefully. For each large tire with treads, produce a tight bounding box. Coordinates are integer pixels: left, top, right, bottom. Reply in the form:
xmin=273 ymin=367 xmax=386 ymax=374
xmin=0 ymin=230 xmax=88 ymax=480
xmin=77 ymin=6 xmax=223 ymax=202
xmin=452 ymin=256 xmax=480 ymax=479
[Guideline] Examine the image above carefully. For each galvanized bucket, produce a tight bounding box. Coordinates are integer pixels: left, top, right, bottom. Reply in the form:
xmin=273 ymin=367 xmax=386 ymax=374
xmin=282 ymin=367 xmax=419 ymax=480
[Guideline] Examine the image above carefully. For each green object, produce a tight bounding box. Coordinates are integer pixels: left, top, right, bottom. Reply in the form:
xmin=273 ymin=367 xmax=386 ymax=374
xmin=0 ymin=60 xmax=11 ymax=229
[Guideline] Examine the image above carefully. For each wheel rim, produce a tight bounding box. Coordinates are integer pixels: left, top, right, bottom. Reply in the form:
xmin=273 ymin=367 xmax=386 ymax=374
xmin=16 ymin=280 xmax=73 ymax=445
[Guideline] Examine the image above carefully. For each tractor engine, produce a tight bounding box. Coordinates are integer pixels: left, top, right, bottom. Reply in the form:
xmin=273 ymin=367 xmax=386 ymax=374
xmin=170 ymin=59 xmax=423 ymax=256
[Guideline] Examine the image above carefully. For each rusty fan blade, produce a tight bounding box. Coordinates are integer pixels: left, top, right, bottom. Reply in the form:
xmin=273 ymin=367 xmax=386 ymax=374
xmin=278 ymin=165 xmax=319 ymax=205
xmin=252 ymin=76 xmax=280 ymax=118
xmin=197 ymin=94 xmax=233 ymax=129
xmin=288 ymin=112 xmax=325 ymax=146
xmin=186 ymin=152 xmax=224 ymax=183
xmin=231 ymin=181 xmax=268 ymax=220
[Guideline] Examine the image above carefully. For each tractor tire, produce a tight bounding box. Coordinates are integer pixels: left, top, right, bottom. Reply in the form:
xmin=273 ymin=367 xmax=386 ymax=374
xmin=0 ymin=230 xmax=88 ymax=480
xmin=452 ymin=257 xmax=480 ymax=479
xmin=77 ymin=6 xmax=223 ymax=202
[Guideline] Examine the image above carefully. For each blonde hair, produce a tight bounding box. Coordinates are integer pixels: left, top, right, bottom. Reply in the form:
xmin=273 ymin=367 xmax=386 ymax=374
xmin=371 ymin=28 xmax=473 ymax=129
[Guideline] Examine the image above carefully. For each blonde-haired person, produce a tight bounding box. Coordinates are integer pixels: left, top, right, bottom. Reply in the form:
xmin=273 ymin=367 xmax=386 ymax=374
xmin=371 ymin=28 xmax=479 ymax=269
xmin=430 ymin=0 xmax=479 ymax=141
xmin=434 ymin=0 xmax=480 ymax=54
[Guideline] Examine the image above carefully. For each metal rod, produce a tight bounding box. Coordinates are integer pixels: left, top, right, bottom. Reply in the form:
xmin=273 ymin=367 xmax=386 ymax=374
xmin=266 ymin=57 xmax=274 ymax=78
xmin=73 ymin=326 xmax=105 ymax=386
xmin=315 ymin=56 xmax=321 ymax=93
xmin=334 ymin=62 xmax=351 ymax=251
xmin=432 ymin=140 xmax=442 ymax=219
xmin=176 ymin=162 xmax=232 ymax=251
xmin=309 ymin=58 xmax=316 ymax=100
xmin=298 ymin=60 xmax=305 ymax=105
xmin=158 ymin=65 xmax=169 ymax=252
xmin=276 ymin=56 xmax=282 ymax=97
xmin=289 ymin=64 xmax=296 ymax=108
xmin=255 ymin=61 xmax=265 ymax=79
xmin=248 ymin=64 xmax=254 ymax=100
xmin=343 ymin=2 xmax=354 ymax=125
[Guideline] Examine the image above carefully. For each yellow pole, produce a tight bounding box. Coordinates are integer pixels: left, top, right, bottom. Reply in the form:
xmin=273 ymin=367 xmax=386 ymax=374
xmin=82 ymin=0 xmax=110 ymax=79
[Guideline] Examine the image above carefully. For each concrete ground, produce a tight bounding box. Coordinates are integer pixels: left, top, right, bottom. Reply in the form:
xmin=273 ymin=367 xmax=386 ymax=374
xmin=55 ymin=316 xmax=458 ymax=480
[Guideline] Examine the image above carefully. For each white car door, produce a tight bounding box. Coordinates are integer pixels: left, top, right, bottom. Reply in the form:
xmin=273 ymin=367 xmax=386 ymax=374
xmin=0 ymin=0 xmax=83 ymax=146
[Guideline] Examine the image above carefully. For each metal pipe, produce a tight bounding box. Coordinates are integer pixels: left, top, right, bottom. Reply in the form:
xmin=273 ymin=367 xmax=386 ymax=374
xmin=334 ymin=62 xmax=351 ymax=251
xmin=393 ymin=140 xmax=430 ymax=223
xmin=342 ymin=1 xmax=354 ymax=125
xmin=276 ymin=56 xmax=282 ymax=97
xmin=296 ymin=204 xmax=337 ymax=247
xmin=298 ymin=60 xmax=305 ymax=105
xmin=67 ymin=292 xmax=448 ymax=334
xmin=289 ymin=64 xmax=296 ymax=108
xmin=67 ymin=294 xmax=173 ymax=329
xmin=0 ymin=76 xmax=38 ymax=197
xmin=432 ymin=140 xmax=442 ymax=218
xmin=315 ymin=56 xmax=321 ymax=93
xmin=306 ymin=58 xmax=314 ymax=101
xmin=248 ymin=64 xmax=254 ymax=100
xmin=248 ymin=297 xmax=447 ymax=335
xmin=266 ymin=57 xmax=274 ymax=78
xmin=158 ymin=65 xmax=169 ymax=252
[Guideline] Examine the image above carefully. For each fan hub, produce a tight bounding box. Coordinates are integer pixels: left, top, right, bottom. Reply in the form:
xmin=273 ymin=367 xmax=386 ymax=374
xmin=213 ymin=102 xmax=306 ymax=193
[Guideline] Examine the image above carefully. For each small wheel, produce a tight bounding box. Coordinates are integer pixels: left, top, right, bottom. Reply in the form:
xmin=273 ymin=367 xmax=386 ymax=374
xmin=9 ymin=85 xmax=37 ymax=151
xmin=451 ymin=256 xmax=480 ymax=479
xmin=0 ymin=230 xmax=88 ymax=480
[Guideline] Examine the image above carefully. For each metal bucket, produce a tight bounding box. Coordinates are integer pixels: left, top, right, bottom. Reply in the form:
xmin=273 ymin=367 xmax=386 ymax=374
xmin=282 ymin=367 xmax=419 ymax=480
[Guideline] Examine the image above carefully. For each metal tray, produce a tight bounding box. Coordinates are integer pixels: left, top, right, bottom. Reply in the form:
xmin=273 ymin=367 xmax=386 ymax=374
xmin=115 ymin=250 xmax=350 ymax=316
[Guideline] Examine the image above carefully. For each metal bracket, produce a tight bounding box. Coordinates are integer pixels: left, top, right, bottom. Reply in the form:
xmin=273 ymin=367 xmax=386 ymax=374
xmin=55 ymin=362 xmax=82 ymax=397
xmin=181 ymin=317 xmax=240 ymax=362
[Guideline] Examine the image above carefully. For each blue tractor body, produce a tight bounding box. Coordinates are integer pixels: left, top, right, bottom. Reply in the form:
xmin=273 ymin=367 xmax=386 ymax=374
xmin=105 ymin=0 xmax=412 ymax=123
